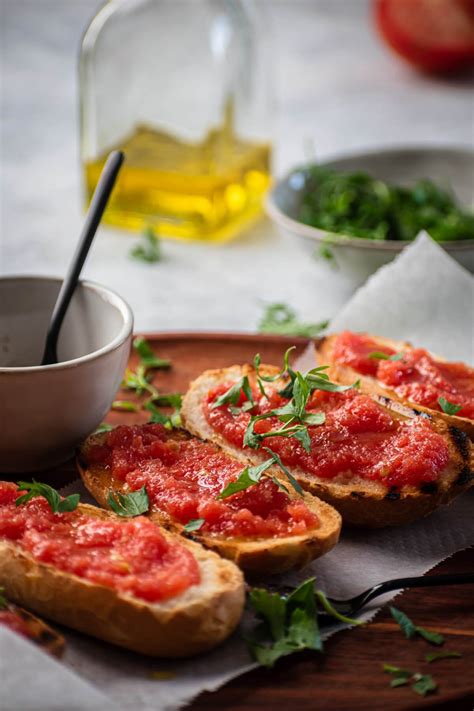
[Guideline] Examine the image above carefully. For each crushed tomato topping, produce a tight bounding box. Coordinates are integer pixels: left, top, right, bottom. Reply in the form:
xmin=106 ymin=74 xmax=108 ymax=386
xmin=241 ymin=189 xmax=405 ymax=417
xmin=205 ymin=383 xmax=451 ymax=489
xmin=86 ymin=424 xmax=319 ymax=539
xmin=0 ymin=482 xmax=200 ymax=603
xmin=333 ymin=331 xmax=474 ymax=419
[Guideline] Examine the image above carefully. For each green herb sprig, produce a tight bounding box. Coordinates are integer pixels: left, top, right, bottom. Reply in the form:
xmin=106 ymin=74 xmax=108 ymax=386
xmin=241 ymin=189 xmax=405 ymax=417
xmin=122 ymin=337 xmax=170 ymax=401
xmin=145 ymin=401 xmax=182 ymax=429
xmin=183 ymin=518 xmax=205 ymax=533
xmin=438 ymin=397 xmax=462 ymax=416
xmin=130 ymin=227 xmax=162 ymax=263
xmin=119 ymin=338 xmax=181 ymax=428
xmin=425 ymin=650 xmax=462 ymax=663
xmin=112 ymin=400 xmax=140 ymax=413
xmin=0 ymin=587 xmax=8 ymax=610
xmin=368 ymin=351 xmax=404 ymax=361
xmin=247 ymin=578 xmax=361 ymax=668
xmin=390 ymin=607 xmax=444 ymax=645
xmin=383 ymin=665 xmax=437 ymax=697
xmin=297 ymin=166 xmax=474 ymax=243
xmin=94 ymin=422 xmax=114 ymax=434
xmin=258 ymin=303 xmax=328 ymax=339
xmin=107 ymin=487 xmax=149 ymax=517
xmin=15 ymin=481 xmax=80 ymax=514
xmin=211 ymin=350 xmax=358 ymax=457
xmin=218 ymin=447 xmax=302 ymax=500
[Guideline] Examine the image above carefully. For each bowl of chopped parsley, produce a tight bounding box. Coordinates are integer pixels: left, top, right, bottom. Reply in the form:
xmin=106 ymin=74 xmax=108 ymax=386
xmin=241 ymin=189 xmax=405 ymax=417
xmin=266 ymin=147 xmax=474 ymax=284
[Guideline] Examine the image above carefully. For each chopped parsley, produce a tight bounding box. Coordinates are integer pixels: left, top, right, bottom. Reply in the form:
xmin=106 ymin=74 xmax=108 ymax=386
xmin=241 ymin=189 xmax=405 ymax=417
xmin=368 ymin=351 xmax=404 ymax=361
xmin=425 ymin=650 xmax=462 ymax=663
xmin=246 ymin=578 xmax=361 ymax=668
xmin=130 ymin=227 xmax=162 ymax=263
xmin=107 ymin=487 xmax=149 ymax=517
xmin=210 ymin=376 xmax=254 ymax=410
xmin=112 ymin=400 xmax=139 ymax=412
xmin=258 ymin=303 xmax=328 ymax=339
xmin=94 ymin=422 xmax=114 ymax=434
xmin=218 ymin=448 xmax=302 ymax=500
xmin=183 ymin=518 xmax=205 ymax=533
xmin=390 ymin=607 xmax=444 ymax=645
xmin=383 ymin=665 xmax=438 ymax=696
xmin=15 ymin=481 xmax=80 ymax=514
xmin=0 ymin=587 xmax=8 ymax=610
xmin=438 ymin=397 xmax=462 ymax=416
xmin=133 ymin=337 xmax=170 ymax=371
xmin=145 ymin=401 xmax=182 ymax=429
xmin=297 ymin=166 xmax=474 ymax=242
xmin=210 ymin=350 xmax=358 ymax=462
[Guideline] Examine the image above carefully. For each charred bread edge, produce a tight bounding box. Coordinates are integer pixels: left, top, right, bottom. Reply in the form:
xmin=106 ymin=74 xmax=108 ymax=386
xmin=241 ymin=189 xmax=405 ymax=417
xmin=1 ymin=604 xmax=65 ymax=657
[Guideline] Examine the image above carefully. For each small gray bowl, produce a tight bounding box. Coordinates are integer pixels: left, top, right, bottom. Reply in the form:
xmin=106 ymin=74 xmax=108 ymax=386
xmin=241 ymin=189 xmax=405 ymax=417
xmin=0 ymin=277 xmax=133 ymax=473
xmin=266 ymin=147 xmax=474 ymax=285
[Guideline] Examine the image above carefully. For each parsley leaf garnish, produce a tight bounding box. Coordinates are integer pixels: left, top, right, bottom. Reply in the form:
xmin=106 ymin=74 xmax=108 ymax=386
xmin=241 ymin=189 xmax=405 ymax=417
xmin=368 ymin=351 xmax=404 ymax=361
xmin=390 ymin=607 xmax=444 ymax=645
xmin=425 ymin=650 xmax=462 ymax=663
xmin=133 ymin=337 xmax=170 ymax=371
xmin=383 ymin=664 xmax=411 ymax=687
xmin=383 ymin=664 xmax=438 ymax=696
xmin=112 ymin=400 xmax=139 ymax=412
xmin=107 ymin=487 xmax=149 ymax=517
xmin=412 ymin=673 xmax=437 ymax=697
xmin=438 ymin=397 xmax=462 ymax=416
xmin=218 ymin=447 xmax=303 ymax=499
xmin=122 ymin=338 xmax=170 ymax=402
xmin=0 ymin=587 xmax=8 ymax=610
xmin=145 ymin=401 xmax=182 ymax=429
xmin=218 ymin=459 xmax=277 ymax=499
xmin=246 ymin=578 xmax=362 ymax=668
xmin=15 ymin=481 xmax=80 ymax=513
xmin=94 ymin=422 xmax=114 ymax=434
xmin=130 ymin=227 xmax=162 ymax=263
xmin=258 ymin=303 xmax=328 ymax=339
xmin=210 ymin=376 xmax=254 ymax=410
xmin=214 ymin=350 xmax=358 ymax=460
xmin=183 ymin=518 xmax=205 ymax=533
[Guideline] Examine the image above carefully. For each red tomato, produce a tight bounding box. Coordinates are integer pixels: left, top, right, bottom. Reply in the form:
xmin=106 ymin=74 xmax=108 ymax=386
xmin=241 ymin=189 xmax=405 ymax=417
xmin=374 ymin=0 xmax=474 ymax=72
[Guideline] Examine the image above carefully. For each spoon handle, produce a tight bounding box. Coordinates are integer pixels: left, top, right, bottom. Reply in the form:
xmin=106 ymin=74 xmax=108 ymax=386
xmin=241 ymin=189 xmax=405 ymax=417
xmin=41 ymin=151 xmax=124 ymax=365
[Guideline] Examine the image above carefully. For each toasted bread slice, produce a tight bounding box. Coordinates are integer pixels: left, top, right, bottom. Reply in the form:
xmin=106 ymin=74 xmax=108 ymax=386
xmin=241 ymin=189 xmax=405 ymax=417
xmin=181 ymin=364 xmax=474 ymax=528
xmin=0 ymin=500 xmax=244 ymax=657
xmin=0 ymin=603 xmax=64 ymax=656
xmin=78 ymin=429 xmax=341 ymax=576
xmin=316 ymin=334 xmax=474 ymax=440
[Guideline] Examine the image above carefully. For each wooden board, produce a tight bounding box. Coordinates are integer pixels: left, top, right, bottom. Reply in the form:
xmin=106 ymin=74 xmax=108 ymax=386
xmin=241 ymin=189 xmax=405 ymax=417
xmin=24 ymin=333 xmax=474 ymax=709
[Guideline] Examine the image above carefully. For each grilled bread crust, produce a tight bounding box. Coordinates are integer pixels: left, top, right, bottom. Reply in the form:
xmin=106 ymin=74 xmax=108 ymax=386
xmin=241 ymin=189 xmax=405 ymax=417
xmin=0 ymin=502 xmax=245 ymax=657
xmin=1 ymin=604 xmax=65 ymax=656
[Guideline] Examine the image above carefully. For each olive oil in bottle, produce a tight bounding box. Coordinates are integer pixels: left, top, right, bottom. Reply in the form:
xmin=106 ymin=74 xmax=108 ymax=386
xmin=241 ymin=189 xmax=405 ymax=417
xmin=80 ymin=1 xmax=272 ymax=241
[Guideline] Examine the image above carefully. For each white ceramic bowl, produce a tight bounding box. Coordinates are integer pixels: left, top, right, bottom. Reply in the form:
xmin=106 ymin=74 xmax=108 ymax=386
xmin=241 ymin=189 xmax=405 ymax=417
xmin=266 ymin=147 xmax=474 ymax=286
xmin=0 ymin=277 xmax=133 ymax=473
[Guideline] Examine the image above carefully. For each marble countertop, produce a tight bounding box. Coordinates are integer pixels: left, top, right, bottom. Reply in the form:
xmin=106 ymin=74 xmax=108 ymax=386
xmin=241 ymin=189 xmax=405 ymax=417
xmin=1 ymin=0 xmax=473 ymax=332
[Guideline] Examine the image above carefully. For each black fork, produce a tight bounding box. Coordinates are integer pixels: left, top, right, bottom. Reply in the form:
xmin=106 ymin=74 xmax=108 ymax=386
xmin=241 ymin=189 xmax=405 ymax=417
xmin=263 ymin=572 xmax=474 ymax=624
xmin=321 ymin=572 xmax=474 ymax=619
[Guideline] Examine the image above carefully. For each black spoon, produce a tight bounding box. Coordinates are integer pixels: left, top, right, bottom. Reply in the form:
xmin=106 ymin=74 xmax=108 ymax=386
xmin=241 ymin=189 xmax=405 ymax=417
xmin=41 ymin=150 xmax=124 ymax=366
xmin=265 ymin=572 xmax=474 ymax=625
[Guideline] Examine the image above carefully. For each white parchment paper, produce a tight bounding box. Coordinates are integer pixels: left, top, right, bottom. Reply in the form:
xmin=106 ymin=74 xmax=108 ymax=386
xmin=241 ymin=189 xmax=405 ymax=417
xmin=2 ymin=233 xmax=473 ymax=711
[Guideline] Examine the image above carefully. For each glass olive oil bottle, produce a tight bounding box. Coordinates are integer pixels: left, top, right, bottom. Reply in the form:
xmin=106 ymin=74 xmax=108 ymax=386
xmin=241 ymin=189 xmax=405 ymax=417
xmin=80 ymin=0 xmax=272 ymax=241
